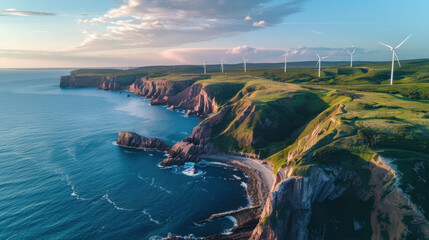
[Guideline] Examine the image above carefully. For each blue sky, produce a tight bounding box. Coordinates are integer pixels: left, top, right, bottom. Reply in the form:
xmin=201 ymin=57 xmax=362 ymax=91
xmin=0 ymin=0 xmax=428 ymax=68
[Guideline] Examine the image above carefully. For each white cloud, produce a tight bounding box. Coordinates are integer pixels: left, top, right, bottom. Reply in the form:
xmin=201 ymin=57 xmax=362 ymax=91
xmin=75 ymin=0 xmax=304 ymax=51
xmin=161 ymin=45 xmax=370 ymax=64
xmin=0 ymin=9 xmax=55 ymax=16
xmin=253 ymin=20 xmax=267 ymax=27
xmin=0 ymin=45 xmax=376 ymax=68
xmin=308 ymin=29 xmax=322 ymax=34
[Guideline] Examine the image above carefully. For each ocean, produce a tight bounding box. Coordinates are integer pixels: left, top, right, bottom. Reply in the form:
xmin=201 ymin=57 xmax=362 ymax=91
xmin=0 ymin=70 xmax=249 ymax=239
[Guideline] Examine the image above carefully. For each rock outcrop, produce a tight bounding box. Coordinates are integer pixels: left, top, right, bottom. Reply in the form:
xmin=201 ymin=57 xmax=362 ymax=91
xmin=117 ymin=131 xmax=170 ymax=151
xmin=60 ymin=74 xmax=137 ymax=90
xmin=159 ymin=106 xmax=230 ymax=166
xmin=130 ymin=77 xmax=218 ymax=117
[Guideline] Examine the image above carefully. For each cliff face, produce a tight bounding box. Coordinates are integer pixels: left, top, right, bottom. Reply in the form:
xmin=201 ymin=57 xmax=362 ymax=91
xmin=60 ymin=75 xmax=137 ymax=90
xmin=160 ymin=107 xmax=230 ymax=166
xmin=252 ymin=154 xmax=429 ymax=240
xmin=130 ymin=77 xmax=218 ymax=117
xmin=251 ymin=167 xmax=361 ymax=240
xmin=129 ymin=77 xmax=194 ymax=100
xmin=366 ymin=155 xmax=429 ymax=240
xmin=117 ymin=131 xmax=170 ymax=151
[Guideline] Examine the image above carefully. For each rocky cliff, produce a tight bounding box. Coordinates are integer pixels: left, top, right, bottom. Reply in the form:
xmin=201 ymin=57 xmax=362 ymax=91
xmin=159 ymin=107 xmax=229 ymax=166
xmin=251 ymin=166 xmax=361 ymax=240
xmin=251 ymin=154 xmax=429 ymax=240
xmin=60 ymin=74 xmax=137 ymax=90
xmin=130 ymin=77 xmax=218 ymax=117
xmin=117 ymin=131 xmax=170 ymax=151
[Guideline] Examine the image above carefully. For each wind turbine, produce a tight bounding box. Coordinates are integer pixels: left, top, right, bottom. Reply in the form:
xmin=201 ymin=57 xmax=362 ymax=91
xmin=243 ymin=57 xmax=249 ymax=72
xmin=315 ymin=53 xmax=328 ymax=78
xmin=378 ymin=34 xmax=412 ymax=85
xmin=283 ymin=49 xmax=290 ymax=73
xmin=220 ymin=57 xmax=225 ymax=73
xmin=203 ymin=59 xmax=207 ymax=74
xmin=347 ymin=46 xmax=357 ymax=67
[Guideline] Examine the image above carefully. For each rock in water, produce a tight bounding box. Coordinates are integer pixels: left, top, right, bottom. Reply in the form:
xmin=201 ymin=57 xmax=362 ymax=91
xmin=117 ymin=131 xmax=170 ymax=151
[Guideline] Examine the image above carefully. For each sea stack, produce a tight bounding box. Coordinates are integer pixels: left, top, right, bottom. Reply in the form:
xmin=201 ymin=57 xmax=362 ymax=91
xmin=117 ymin=131 xmax=170 ymax=151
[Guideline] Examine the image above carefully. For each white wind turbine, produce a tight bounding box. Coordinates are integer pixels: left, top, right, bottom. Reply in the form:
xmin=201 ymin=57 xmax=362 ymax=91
xmin=378 ymin=34 xmax=412 ymax=85
xmin=347 ymin=46 xmax=357 ymax=67
xmin=243 ymin=57 xmax=249 ymax=72
xmin=203 ymin=59 xmax=207 ymax=74
xmin=220 ymin=57 xmax=225 ymax=73
xmin=315 ymin=53 xmax=328 ymax=78
xmin=283 ymin=49 xmax=290 ymax=73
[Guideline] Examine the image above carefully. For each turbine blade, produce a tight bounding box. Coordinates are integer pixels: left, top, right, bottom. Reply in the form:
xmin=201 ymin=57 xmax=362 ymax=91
xmin=394 ymin=51 xmax=401 ymax=67
xmin=316 ymin=53 xmax=320 ymax=58
xmin=352 ymin=47 xmax=357 ymax=54
xmin=315 ymin=61 xmax=319 ymax=68
xmin=378 ymin=42 xmax=393 ymax=50
xmin=395 ymin=34 xmax=412 ymax=49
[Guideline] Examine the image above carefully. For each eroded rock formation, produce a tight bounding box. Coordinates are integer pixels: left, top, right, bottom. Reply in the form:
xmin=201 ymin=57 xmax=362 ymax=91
xmin=117 ymin=131 xmax=170 ymax=151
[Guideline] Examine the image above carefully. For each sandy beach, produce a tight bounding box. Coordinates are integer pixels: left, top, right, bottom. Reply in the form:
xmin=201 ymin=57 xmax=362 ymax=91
xmin=199 ymin=154 xmax=275 ymax=237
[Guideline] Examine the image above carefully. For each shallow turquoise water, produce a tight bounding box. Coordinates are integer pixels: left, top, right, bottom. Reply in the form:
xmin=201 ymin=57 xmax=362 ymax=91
xmin=0 ymin=70 xmax=249 ymax=239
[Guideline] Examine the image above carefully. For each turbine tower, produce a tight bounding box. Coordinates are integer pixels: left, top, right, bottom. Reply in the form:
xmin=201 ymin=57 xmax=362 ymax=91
xmin=315 ymin=53 xmax=328 ymax=78
xmin=379 ymin=34 xmax=412 ymax=85
xmin=347 ymin=46 xmax=357 ymax=67
xmin=283 ymin=49 xmax=290 ymax=73
xmin=203 ymin=59 xmax=206 ymax=74
xmin=220 ymin=57 xmax=225 ymax=73
xmin=243 ymin=57 xmax=249 ymax=72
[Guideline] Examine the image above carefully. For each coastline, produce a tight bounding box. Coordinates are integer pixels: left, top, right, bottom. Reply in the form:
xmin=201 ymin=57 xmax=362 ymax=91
xmin=199 ymin=155 xmax=275 ymax=238
xmin=61 ymin=75 xmax=275 ymax=238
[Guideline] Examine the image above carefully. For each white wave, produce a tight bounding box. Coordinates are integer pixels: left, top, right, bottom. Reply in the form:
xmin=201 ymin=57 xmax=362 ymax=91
xmin=103 ymin=193 xmax=133 ymax=211
xmin=138 ymin=173 xmax=172 ymax=194
xmin=142 ymin=209 xmax=161 ymax=224
xmin=240 ymin=182 xmax=248 ymax=189
xmin=157 ymin=162 xmax=172 ymax=169
xmin=149 ymin=153 xmax=154 ymax=157
xmin=232 ymin=175 xmax=241 ymax=180
xmin=164 ymin=233 xmax=202 ymax=240
xmin=193 ymin=222 xmax=206 ymax=227
xmin=63 ymin=175 xmax=88 ymax=201
xmin=222 ymin=216 xmax=238 ymax=235
xmin=184 ymin=162 xmax=195 ymax=167
xmin=112 ymin=141 xmax=118 ymax=146
xmin=148 ymin=236 xmax=162 ymax=240
xmin=182 ymin=168 xmax=204 ymax=177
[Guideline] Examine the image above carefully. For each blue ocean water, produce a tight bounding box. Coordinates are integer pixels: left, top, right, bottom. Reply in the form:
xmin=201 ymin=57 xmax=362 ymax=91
xmin=0 ymin=70 xmax=249 ymax=239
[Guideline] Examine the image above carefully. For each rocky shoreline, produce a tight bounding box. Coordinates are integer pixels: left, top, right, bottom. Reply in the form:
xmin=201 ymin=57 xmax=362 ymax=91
xmin=115 ymin=130 xmax=273 ymax=239
xmin=61 ymin=73 xmax=275 ymax=239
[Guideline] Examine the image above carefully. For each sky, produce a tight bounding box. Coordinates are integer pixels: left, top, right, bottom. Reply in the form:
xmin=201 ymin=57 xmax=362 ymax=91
xmin=0 ymin=0 xmax=428 ymax=68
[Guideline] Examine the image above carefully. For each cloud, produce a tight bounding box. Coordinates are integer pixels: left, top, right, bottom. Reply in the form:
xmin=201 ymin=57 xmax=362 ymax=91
xmin=253 ymin=20 xmax=267 ymax=27
xmin=161 ymin=45 xmax=371 ymax=64
xmin=0 ymin=45 xmax=378 ymax=68
xmin=76 ymin=0 xmax=305 ymax=51
xmin=0 ymin=9 xmax=55 ymax=16
xmin=308 ymin=29 xmax=322 ymax=34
